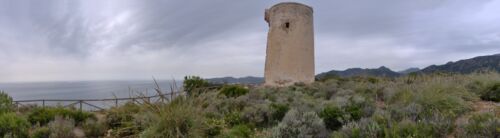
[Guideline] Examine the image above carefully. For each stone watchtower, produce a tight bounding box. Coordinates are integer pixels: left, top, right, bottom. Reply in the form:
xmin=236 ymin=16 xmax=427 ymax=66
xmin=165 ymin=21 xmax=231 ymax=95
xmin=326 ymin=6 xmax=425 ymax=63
xmin=264 ymin=2 xmax=315 ymax=86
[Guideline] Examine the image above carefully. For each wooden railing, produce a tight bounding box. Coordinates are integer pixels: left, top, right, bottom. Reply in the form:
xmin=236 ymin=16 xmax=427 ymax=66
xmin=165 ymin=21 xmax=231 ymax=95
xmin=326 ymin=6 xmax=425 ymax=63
xmin=13 ymin=91 xmax=185 ymax=111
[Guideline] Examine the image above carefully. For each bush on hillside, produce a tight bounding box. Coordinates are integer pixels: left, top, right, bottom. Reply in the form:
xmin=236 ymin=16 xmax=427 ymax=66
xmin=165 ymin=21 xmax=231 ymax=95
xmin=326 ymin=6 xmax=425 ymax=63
xmin=241 ymin=104 xmax=272 ymax=127
xmin=184 ymin=76 xmax=210 ymax=96
xmin=30 ymin=126 xmax=50 ymax=138
xmin=28 ymin=107 xmax=95 ymax=125
xmin=48 ymin=116 xmax=76 ymax=138
xmin=204 ymin=118 xmax=226 ymax=136
xmin=140 ymin=98 xmax=205 ymax=137
xmin=331 ymin=118 xmax=383 ymax=138
xmin=480 ymin=82 xmax=500 ymax=102
xmin=0 ymin=112 xmax=30 ymax=138
xmin=319 ymin=105 xmax=344 ymax=130
xmin=106 ymin=102 xmax=141 ymax=129
xmin=0 ymin=91 xmax=13 ymax=114
xmin=219 ymin=85 xmax=249 ymax=98
xmin=82 ymin=119 xmax=107 ymax=137
xmin=332 ymin=117 xmax=451 ymax=138
xmin=457 ymin=113 xmax=499 ymax=138
xmin=269 ymin=103 xmax=289 ymax=123
xmin=271 ymin=109 xmax=328 ymax=138
xmin=223 ymin=124 xmax=253 ymax=138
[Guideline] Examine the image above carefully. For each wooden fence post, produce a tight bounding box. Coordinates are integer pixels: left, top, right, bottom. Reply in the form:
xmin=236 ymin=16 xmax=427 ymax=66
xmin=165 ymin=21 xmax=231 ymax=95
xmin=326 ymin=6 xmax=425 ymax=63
xmin=79 ymin=100 xmax=83 ymax=111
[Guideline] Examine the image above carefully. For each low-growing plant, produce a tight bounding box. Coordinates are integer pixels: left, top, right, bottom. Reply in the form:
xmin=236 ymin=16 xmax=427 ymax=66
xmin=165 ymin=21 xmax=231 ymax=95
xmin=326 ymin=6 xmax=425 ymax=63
xmin=224 ymin=112 xmax=242 ymax=127
xmin=30 ymin=126 xmax=50 ymax=138
xmin=457 ymin=113 xmax=500 ymax=138
xmin=270 ymin=103 xmax=289 ymax=123
xmin=271 ymin=109 xmax=328 ymax=138
xmin=480 ymin=82 xmax=500 ymax=102
xmin=319 ymin=105 xmax=344 ymax=130
xmin=0 ymin=112 xmax=30 ymax=138
xmin=28 ymin=107 xmax=95 ymax=125
xmin=47 ymin=116 xmax=75 ymax=138
xmin=241 ymin=104 xmax=272 ymax=127
xmin=204 ymin=118 xmax=226 ymax=137
xmin=224 ymin=124 xmax=253 ymax=138
xmin=219 ymin=85 xmax=249 ymax=98
xmin=106 ymin=102 xmax=141 ymax=129
xmin=331 ymin=118 xmax=382 ymax=138
xmin=140 ymin=98 xmax=205 ymax=137
xmin=82 ymin=119 xmax=107 ymax=137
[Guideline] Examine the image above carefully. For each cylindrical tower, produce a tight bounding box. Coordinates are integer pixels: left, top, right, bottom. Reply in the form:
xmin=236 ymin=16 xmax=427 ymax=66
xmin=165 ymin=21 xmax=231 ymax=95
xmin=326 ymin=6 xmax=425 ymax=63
xmin=264 ymin=2 xmax=315 ymax=86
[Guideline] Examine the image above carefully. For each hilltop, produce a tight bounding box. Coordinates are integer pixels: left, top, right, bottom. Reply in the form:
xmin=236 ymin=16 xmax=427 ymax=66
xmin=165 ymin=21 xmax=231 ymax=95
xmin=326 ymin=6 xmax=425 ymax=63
xmin=420 ymin=54 xmax=500 ymax=74
xmin=209 ymin=54 xmax=500 ymax=84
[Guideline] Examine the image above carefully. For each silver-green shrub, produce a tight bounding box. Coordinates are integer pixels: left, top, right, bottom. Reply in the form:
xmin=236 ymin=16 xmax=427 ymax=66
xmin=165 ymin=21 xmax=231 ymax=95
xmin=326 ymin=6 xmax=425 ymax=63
xmin=271 ymin=109 xmax=328 ymax=138
xmin=48 ymin=116 xmax=76 ymax=138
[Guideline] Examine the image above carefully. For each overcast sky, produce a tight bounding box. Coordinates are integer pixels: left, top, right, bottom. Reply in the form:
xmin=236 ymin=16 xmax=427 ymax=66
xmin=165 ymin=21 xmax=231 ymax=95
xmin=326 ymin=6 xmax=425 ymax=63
xmin=0 ymin=0 xmax=499 ymax=82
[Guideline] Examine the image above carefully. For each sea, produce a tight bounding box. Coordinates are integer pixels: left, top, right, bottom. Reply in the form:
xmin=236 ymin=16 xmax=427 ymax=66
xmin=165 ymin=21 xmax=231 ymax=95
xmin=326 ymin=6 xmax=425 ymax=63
xmin=0 ymin=80 xmax=183 ymax=110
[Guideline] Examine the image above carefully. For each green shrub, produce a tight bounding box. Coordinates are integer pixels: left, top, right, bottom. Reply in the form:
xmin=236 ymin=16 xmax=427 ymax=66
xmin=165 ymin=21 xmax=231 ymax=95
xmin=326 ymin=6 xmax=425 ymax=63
xmin=0 ymin=91 xmax=13 ymax=114
xmin=384 ymin=119 xmax=437 ymax=138
xmin=241 ymin=104 xmax=272 ymax=127
xmin=225 ymin=124 xmax=252 ymax=138
xmin=140 ymin=98 xmax=205 ymax=137
xmin=457 ymin=113 xmax=499 ymax=138
xmin=106 ymin=102 xmax=141 ymax=129
xmin=343 ymin=102 xmax=364 ymax=121
xmin=0 ymin=112 xmax=30 ymax=137
xmin=224 ymin=112 xmax=242 ymax=127
xmin=204 ymin=118 xmax=226 ymax=137
xmin=480 ymin=83 xmax=500 ymax=102
xmin=270 ymin=103 xmax=289 ymax=123
xmin=72 ymin=111 xmax=95 ymax=125
xmin=28 ymin=107 xmax=95 ymax=125
xmin=82 ymin=119 xmax=107 ymax=137
xmin=184 ymin=76 xmax=210 ymax=95
xmin=417 ymin=88 xmax=470 ymax=119
xmin=333 ymin=118 xmax=448 ymax=138
xmin=48 ymin=116 xmax=75 ymax=138
xmin=331 ymin=118 xmax=382 ymax=138
xmin=319 ymin=106 xmax=343 ymax=130
xmin=219 ymin=85 xmax=249 ymax=98
xmin=271 ymin=109 xmax=327 ymax=138
xmin=30 ymin=126 xmax=50 ymax=138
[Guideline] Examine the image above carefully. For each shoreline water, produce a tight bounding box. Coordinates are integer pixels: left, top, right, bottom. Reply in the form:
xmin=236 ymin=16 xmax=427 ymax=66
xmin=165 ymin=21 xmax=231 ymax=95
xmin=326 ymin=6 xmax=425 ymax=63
xmin=0 ymin=80 xmax=182 ymax=101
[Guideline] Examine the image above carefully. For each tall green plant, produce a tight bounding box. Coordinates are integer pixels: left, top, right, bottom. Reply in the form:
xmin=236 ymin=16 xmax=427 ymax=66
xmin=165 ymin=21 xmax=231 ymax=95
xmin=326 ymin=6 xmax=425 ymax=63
xmin=0 ymin=91 xmax=13 ymax=114
xmin=184 ymin=76 xmax=210 ymax=96
xmin=0 ymin=112 xmax=30 ymax=137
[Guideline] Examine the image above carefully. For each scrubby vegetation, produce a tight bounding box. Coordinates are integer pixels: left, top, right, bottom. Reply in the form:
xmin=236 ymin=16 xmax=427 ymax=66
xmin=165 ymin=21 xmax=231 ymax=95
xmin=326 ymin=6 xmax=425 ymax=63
xmin=0 ymin=72 xmax=499 ymax=137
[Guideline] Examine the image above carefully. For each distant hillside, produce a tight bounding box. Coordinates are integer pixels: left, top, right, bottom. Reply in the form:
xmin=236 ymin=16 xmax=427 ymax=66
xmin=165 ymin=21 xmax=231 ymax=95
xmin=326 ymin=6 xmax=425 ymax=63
xmin=316 ymin=66 xmax=400 ymax=79
xmin=420 ymin=54 xmax=500 ymax=74
xmin=206 ymin=54 xmax=500 ymax=84
xmin=206 ymin=76 xmax=263 ymax=84
xmin=399 ymin=67 xmax=420 ymax=74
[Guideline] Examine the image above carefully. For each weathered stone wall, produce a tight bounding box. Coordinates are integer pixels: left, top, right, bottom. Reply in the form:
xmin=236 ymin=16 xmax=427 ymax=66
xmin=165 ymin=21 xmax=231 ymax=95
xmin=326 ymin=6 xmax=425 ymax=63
xmin=264 ymin=2 xmax=315 ymax=86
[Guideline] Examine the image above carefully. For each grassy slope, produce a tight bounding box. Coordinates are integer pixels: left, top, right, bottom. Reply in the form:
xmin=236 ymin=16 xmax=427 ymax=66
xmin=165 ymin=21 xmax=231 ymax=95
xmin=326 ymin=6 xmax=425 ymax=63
xmin=101 ymin=72 xmax=500 ymax=137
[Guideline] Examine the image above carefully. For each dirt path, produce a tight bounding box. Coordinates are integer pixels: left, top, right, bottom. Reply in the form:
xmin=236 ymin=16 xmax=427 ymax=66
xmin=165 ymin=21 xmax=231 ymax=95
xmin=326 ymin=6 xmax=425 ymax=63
xmin=447 ymin=101 xmax=499 ymax=138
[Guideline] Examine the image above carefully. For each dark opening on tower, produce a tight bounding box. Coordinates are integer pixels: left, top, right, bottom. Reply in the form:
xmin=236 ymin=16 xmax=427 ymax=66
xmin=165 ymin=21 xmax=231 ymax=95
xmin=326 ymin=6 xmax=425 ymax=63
xmin=285 ymin=22 xmax=290 ymax=28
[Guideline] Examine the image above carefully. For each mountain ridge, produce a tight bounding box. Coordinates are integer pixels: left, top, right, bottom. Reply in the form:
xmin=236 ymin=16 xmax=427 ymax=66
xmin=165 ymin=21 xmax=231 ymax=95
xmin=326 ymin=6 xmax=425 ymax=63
xmin=206 ymin=53 xmax=500 ymax=84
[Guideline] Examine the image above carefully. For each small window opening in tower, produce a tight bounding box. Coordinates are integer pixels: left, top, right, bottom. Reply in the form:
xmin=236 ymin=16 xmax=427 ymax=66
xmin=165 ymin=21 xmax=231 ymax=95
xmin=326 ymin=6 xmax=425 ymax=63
xmin=285 ymin=22 xmax=290 ymax=28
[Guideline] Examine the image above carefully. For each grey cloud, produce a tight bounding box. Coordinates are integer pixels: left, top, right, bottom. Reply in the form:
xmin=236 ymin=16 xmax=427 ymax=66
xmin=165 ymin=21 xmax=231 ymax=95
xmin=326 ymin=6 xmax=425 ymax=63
xmin=0 ymin=0 xmax=499 ymax=82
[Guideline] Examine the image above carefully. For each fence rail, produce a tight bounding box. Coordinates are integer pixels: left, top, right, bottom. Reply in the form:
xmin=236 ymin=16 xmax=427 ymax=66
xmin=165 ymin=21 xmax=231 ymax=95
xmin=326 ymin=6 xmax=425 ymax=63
xmin=13 ymin=91 xmax=185 ymax=111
